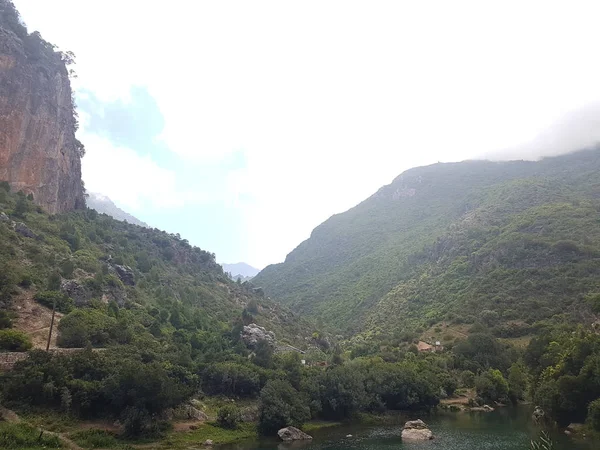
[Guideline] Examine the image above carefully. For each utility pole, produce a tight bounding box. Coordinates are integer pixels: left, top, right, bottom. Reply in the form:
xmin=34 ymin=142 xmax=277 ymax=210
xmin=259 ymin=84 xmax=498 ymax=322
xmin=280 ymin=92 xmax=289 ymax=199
xmin=46 ymin=298 xmax=56 ymax=352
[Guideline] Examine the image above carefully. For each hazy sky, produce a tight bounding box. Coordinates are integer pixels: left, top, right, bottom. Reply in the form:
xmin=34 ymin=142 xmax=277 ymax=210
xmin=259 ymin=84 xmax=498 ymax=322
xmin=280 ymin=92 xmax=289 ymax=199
xmin=14 ymin=0 xmax=600 ymax=268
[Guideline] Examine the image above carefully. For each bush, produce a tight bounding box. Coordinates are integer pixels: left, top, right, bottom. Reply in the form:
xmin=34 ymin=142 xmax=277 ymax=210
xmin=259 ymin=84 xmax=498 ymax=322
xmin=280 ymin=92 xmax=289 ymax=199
xmin=475 ymin=369 xmax=509 ymax=404
xmin=0 ymin=422 xmax=61 ymax=449
xmin=217 ymin=405 xmax=242 ymax=429
xmin=258 ymin=379 xmax=310 ymax=435
xmin=0 ymin=329 xmax=32 ymax=352
xmin=588 ymin=398 xmax=600 ymax=431
xmin=34 ymin=290 xmax=74 ymax=313
xmin=0 ymin=311 xmax=12 ymax=329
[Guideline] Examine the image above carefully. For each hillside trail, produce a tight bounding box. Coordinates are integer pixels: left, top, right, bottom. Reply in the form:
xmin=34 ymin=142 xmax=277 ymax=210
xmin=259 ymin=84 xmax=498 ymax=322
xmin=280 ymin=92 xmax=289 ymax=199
xmin=0 ymin=403 xmax=83 ymax=450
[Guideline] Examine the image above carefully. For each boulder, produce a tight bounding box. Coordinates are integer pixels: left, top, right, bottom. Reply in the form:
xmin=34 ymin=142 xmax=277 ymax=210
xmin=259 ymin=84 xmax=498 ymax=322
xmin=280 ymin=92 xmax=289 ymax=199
xmin=203 ymin=439 xmax=213 ymax=446
xmin=404 ymin=419 xmax=428 ymax=429
xmin=60 ymin=279 xmax=91 ymax=306
xmin=14 ymin=222 xmax=36 ymax=238
xmin=113 ymin=264 xmax=135 ymax=286
xmin=277 ymin=426 xmax=313 ymax=441
xmin=532 ymin=406 xmax=545 ymax=423
xmin=242 ymin=323 xmax=276 ymax=347
xmin=566 ymin=423 xmax=584 ymax=434
xmin=0 ymin=212 xmax=9 ymax=222
xmin=173 ymin=404 xmax=208 ymax=421
xmin=402 ymin=428 xmax=434 ymax=441
xmin=402 ymin=419 xmax=434 ymax=441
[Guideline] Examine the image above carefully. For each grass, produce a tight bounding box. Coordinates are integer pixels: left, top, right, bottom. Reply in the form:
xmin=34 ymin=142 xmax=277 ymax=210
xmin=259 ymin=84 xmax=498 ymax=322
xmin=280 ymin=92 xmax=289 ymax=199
xmin=19 ymin=410 xmax=79 ymax=433
xmin=69 ymin=429 xmax=121 ymax=449
xmin=161 ymin=422 xmax=257 ymax=448
xmin=0 ymin=422 xmax=62 ymax=449
xmin=302 ymin=421 xmax=342 ymax=432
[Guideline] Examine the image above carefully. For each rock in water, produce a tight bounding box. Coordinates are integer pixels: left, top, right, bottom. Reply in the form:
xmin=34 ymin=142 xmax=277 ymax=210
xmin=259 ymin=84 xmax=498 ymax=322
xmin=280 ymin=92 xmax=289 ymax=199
xmin=277 ymin=427 xmax=313 ymax=441
xmin=402 ymin=419 xmax=434 ymax=441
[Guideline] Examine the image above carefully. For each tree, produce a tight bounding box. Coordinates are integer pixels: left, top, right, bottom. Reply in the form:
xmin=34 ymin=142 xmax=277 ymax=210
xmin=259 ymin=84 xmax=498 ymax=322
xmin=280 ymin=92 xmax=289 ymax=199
xmin=475 ymin=369 xmax=509 ymax=404
xmin=12 ymin=194 xmax=28 ymax=218
xmin=253 ymin=340 xmax=273 ymax=368
xmin=258 ymin=379 xmax=310 ymax=435
xmin=508 ymin=362 xmax=528 ymax=403
xmin=588 ymin=398 xmax=600 ymax=431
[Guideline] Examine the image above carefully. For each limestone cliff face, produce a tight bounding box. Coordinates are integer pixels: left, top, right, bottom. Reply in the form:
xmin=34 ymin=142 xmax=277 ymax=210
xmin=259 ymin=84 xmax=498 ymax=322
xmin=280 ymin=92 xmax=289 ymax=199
xmin=0 ymin=1 xmax=85 ymax=213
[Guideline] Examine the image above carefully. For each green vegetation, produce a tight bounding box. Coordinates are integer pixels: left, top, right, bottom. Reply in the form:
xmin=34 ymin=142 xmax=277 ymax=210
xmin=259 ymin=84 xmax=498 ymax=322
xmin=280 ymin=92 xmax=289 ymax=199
xmin=0 ymin=422 xmax=62 ymax=449
xmin=0 ymin=329 xmax=32 ymax=351
xmin=255 ymin=149 xmax=600 ymax=338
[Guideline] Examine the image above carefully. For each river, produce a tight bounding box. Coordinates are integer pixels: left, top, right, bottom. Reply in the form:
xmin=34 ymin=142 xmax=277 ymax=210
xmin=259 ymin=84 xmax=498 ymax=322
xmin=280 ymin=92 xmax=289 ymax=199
xmin=220 ymin=407 xmax=596 ymax=450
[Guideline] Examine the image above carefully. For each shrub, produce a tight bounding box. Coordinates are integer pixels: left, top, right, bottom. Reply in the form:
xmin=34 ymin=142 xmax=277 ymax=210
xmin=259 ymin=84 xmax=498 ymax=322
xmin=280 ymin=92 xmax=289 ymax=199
xmin=0 ymin=329 xmax=32 ymax=351
xmin=588 ymin=398 xmax=600 ymax=431
xmin=0 ymin=311 xmax=12 ymax=329
xmin=217 ymin=405 xmax=242 ymax=429
xmin=258 ymin=379 xmax=310 ymax=435
xmin=34 ymin=290 xmax=74 ymax=313
xmin=0 ymin=422 xmax=61 ymax=449
xmin=475 ymin=369 xmax=509 ymax=404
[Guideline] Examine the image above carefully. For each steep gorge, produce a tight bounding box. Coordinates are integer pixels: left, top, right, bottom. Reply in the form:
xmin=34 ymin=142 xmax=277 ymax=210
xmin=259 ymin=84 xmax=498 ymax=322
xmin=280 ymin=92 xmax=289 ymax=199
xmin=0 ymin=0 xmax=84 ymax=213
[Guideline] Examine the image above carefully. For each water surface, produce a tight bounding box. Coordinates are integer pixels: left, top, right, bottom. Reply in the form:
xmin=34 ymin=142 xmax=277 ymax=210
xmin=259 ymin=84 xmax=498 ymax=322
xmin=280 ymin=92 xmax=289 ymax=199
xmin=220 ymin=408 xmax=595 ymax=450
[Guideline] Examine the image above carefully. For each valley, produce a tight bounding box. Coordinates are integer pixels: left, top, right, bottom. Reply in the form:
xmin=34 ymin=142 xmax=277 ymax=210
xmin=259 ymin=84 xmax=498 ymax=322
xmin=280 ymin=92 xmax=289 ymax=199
xmin=1 ymin=0 xmax=600 ymax=449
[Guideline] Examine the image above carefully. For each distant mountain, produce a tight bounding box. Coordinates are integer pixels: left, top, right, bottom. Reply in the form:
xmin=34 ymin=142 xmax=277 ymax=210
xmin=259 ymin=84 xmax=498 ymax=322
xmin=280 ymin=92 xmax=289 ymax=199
xmin=223 ymin=262 xmax=260 ymax=280
xmin=254 ymin=148 xmax=600 ymax=336
xmin=86 ymin=192 xmax=148 ymax=228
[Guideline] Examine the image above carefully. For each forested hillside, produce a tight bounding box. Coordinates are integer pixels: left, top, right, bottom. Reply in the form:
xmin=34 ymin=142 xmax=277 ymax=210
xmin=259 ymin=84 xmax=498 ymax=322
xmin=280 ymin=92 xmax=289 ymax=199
xmin=255 ymin=148 xmax=600 ymax=337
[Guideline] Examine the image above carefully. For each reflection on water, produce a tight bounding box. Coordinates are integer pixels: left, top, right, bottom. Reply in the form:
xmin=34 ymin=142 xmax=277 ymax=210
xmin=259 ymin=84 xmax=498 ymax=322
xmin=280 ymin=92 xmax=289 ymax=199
xmin=219 ymin=407 xmax=597 ymax=450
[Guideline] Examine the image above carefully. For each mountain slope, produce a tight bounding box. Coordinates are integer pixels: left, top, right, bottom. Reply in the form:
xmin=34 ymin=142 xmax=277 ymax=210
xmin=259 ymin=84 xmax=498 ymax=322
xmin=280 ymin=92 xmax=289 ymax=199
xmin=87 ymin=192 xmax=148 ymax=228
xmin=254 ymin=148 xmax=600 ymax=335
xmin=0 ymin=187 xmax=315 ymax=349
xmin=223 ymin=262 xmax=260 ymax=279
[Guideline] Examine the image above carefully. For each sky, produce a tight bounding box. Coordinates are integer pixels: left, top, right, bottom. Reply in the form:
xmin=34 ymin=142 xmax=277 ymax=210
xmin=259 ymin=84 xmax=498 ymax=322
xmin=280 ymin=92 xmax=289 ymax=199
xmin=13 ymin=0 xmax=600 ymax=268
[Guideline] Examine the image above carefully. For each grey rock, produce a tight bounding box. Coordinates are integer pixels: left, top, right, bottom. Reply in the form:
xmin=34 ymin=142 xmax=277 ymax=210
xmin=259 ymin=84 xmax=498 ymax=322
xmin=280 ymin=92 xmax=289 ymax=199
xmin=114 ymin=264 xmax=135 ymax=286
xmin=277 ymin=427 xmax=313 ymax=441
xmin=532 ymin=406 xmax=545 ymax=423
xmin=402 ymin=419 xmax=434 ymax=441
xmin=402 ymin=428 xmax=434 ymax=440
xmin=14 ymin=222 xmax=36 ymax=238
xmin=173 ymin=404 xmax=208 ymax=421
xmin=60 ymin=279 xmax=91 ymax=306
xmin=403 ymin=419 xmax=428 ymax=429
xmin=242 ymin=323 xmax=275 ymax=347
xmin=0 ymin=212 xmax=9 ymax=222
xmin=566 ymin=423 xmax=584 ymax=434
xmin=203 ymin=439 xmax=214 ymax=446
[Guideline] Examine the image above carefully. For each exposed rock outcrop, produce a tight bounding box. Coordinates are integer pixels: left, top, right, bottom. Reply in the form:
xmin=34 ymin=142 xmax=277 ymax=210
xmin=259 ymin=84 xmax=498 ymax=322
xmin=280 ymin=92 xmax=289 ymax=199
xmin=113 ymin=264 xmax=135 ymax=286
xmin=60 ymin=279 xmax=91 ymax=307
xmin=0 ymin=1 xmax=85 ymax=214
xmin=242 ymin=323 xmax=275 ymax=347
xmin=402 ymin=419 xmax=434 ymax=441
xmin=277 ymin=426 xmax=313 ymax=441
xmin=14 ymin=221 xmax=36 ymax=238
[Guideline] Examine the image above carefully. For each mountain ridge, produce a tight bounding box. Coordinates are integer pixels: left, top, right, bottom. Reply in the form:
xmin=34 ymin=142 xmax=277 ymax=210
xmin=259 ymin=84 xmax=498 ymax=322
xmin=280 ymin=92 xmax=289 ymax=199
xmin=254 ymin=148 xmax=600 ymax=336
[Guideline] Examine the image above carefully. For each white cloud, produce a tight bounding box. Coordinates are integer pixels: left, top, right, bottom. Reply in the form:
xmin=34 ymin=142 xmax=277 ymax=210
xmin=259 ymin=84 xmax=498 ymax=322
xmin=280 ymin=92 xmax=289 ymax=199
xmin=14 ymin=0 xmax=600 ymax=267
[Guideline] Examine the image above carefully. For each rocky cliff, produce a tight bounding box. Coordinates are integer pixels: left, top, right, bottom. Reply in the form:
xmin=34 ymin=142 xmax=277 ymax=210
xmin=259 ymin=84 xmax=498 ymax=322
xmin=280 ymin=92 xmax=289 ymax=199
xmin=0 ymin=0 xmax=85 ymax=213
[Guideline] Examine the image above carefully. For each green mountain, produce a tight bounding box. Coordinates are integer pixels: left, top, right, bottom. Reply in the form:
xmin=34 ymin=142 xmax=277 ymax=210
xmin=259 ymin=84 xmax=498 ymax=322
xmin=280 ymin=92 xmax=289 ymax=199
xmin=0 ymin=184 xmax=313 ymax=350
xmin=254 ymin=148 xmax=600 ymax=336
